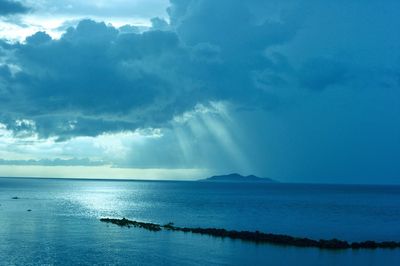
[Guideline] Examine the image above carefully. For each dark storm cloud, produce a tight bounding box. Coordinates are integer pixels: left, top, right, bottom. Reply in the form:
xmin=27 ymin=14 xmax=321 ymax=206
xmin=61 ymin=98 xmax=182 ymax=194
xmin=0 ymin=1 xmax=301 ymax=139
xmin=0 ymin=0 xmax=29 ymax=16
xmin=0 ymin=0 xmax=399 ymax=142
xmin=1 ymin=20 xmax=189 ymax=138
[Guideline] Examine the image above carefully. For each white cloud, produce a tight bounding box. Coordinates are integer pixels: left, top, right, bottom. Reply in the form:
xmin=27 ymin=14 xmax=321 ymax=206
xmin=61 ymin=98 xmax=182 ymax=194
xmin=0 ymin=123 xmax=164 ymax=164
xmin=0 ymin=0 xmax=168 ymax=41
xmin=0 ymin=165 xmax=209 ymax=180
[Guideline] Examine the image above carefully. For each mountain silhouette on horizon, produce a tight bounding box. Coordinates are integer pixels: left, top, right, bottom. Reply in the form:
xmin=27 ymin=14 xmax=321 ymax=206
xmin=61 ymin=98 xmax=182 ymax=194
xmin=199 ymin=173 xmax=277 ymax=183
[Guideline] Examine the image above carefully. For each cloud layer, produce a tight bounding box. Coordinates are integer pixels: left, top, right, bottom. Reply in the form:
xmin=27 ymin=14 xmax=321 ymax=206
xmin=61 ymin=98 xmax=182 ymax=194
xmin=0 ymin=1 xmax=302 ymax=139
xmin=0 ymin=0 xmax=399 ymax=182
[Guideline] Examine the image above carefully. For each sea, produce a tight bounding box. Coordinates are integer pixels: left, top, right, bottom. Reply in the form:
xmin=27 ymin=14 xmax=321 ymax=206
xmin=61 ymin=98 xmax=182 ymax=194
xmin=0 ymin=177 xmax=400 ymax=266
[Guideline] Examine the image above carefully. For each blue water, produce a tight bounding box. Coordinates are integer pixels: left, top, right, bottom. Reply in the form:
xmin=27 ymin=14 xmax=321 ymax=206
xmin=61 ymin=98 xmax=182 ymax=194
xmin=0 ymin=177 xmax=400 ymax=265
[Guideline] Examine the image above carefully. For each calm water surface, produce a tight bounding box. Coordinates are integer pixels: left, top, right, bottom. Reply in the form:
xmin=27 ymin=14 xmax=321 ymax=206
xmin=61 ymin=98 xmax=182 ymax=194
xmin=0 ymin=177 xmax=400 ymax=265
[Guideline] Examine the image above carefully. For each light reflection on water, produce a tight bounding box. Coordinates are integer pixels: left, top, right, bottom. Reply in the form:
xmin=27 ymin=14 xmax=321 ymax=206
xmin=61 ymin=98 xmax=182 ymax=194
xmin=59 ymin=183 xmax=160 ymax=220
xmin=1 ymin=178 xmax=400 ymax=265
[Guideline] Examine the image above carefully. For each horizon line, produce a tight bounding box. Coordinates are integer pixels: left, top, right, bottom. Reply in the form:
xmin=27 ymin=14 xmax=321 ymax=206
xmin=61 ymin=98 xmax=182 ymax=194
xmin=1 ymin=175 xmax=400 ymax=186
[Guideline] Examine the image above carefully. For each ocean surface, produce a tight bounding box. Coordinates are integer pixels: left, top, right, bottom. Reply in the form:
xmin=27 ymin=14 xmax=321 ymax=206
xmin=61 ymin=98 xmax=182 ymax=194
xmin=0 ymin=177 xmax=400 ymax=265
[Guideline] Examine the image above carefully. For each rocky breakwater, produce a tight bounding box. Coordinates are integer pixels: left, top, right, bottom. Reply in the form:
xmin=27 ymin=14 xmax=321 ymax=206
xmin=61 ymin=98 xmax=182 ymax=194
xmin=100 ymin=218 xmax=400 ymax=250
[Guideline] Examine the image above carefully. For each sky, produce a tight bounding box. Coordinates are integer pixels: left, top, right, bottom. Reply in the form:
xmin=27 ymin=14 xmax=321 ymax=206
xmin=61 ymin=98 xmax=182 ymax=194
xmin=0 ymin=0 xmax=399 ymax=183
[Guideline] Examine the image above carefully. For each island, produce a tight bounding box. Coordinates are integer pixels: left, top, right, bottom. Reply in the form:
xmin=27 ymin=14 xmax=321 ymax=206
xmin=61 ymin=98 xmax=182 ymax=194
xmin=199 ymin=173 xmax=277 ymax=183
